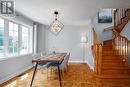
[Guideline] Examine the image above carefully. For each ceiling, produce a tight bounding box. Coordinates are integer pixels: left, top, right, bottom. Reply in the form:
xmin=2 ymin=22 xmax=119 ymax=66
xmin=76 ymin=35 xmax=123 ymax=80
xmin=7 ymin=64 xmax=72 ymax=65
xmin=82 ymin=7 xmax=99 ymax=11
xmin=15 ymin=0 xmax=130 ymax=25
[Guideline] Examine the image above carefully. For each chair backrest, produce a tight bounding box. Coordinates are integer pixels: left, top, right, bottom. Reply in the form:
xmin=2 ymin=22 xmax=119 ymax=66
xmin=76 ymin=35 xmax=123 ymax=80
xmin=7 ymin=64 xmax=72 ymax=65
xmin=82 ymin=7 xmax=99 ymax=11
xmin=60 ymin=52 xmax=70 ymax=69
xmin=66 ymin=52 xmax=70 ymax=64
xmin=32 ymin=53 xmax=41 ymax=59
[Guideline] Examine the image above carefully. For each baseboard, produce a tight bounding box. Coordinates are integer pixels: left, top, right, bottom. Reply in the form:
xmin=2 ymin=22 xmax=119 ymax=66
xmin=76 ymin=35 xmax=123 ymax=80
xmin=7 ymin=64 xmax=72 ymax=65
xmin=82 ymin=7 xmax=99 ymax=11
xmin=0 ymin=65 xmax=33 ymax=84
xmin=69 ymin=60 xmax=87 ymax=64
xmin=86 ymin=61 xmax=94 ymax=70
xmin=69 ymin=61 xmax=94 ymax=69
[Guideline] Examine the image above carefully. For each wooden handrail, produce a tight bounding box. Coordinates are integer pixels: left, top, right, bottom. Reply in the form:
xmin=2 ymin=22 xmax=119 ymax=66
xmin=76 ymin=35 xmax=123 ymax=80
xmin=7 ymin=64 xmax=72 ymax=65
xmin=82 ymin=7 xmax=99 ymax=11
xmin=114 ymin=8 xmax=127 ymax=27
xmin=114 ymin=8 xmax=129 ymax=33
xmin=93 ymin=28 xmax=101 ymax=44
xmin=92 ymin=28 xmax=102 ymax=75
xmin=112 ymin=29 xmax=129 ymax=63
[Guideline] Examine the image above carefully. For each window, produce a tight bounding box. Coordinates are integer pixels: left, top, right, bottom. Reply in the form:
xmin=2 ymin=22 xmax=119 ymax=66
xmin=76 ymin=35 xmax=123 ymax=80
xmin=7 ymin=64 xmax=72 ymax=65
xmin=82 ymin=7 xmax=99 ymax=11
xmin=21 ymin=26 xmax=29 ymax=54
xmin=0 ymin=18 xmax=4 ymax=57
xmin=29 ymin=28 xmax=33 ymax=53
xmin=9 ymin=22 xmax=19 ymax=56
xmin=0 ymin=17 xmax=33 ymax=59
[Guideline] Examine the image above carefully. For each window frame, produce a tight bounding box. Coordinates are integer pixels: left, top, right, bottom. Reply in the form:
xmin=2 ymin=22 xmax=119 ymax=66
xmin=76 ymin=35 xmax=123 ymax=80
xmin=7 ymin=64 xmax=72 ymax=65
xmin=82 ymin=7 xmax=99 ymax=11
xmin=0 ymin=17 xmax=33 ymax=59
xmin=0 ymin=18 xmax=5 ymax=57
xmin=21 ymin=25 xmax=29 ymax=54
xmin=8 ymin=21 xmax=19 ymax=56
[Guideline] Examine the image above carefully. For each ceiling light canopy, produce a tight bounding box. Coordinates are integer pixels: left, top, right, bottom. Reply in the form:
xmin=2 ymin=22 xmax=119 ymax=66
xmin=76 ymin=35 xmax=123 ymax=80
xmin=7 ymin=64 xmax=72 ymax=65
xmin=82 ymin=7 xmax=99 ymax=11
xmin=48 ymin=11 xmax=64 ymax=36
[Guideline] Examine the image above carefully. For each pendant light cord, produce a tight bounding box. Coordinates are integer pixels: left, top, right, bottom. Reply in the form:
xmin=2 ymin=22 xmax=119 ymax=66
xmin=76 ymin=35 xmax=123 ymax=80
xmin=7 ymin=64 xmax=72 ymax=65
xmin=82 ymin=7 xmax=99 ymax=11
xmin=54 ymin=11 xmax=58 ymax=20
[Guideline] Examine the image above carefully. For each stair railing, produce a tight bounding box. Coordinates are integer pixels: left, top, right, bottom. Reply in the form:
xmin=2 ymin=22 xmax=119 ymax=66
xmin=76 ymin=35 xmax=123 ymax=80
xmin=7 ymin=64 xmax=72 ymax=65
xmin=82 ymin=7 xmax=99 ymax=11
xmin=114 ymin=8 xmax=129 ymax=32
xmin=114 ymin=8 xmax=127 ymax=27
xmin=92 ymin=28 xmax=102 ymax=75
xmin=112 ymin=29 xmax=129 ymax=63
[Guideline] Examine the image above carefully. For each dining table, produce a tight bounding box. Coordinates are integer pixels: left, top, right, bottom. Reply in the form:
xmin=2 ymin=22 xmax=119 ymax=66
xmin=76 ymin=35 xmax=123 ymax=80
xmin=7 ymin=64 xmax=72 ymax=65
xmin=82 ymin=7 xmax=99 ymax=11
xmin=30 ymin=53 xmax=67 ymax=87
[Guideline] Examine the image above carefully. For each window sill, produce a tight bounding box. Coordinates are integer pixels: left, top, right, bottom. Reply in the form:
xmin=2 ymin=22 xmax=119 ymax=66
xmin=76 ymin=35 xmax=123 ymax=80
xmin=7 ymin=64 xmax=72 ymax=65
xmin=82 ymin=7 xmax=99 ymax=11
xmin=0 ymin=53 xmax=32 ymax=61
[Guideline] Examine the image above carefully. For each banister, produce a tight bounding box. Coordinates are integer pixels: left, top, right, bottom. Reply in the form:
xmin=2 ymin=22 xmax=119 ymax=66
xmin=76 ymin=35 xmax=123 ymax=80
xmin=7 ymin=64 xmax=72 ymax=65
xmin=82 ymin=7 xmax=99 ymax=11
xmin=92 ymin=28 xmax=102 ymax=75
xmin=112 ymin=29 xmax=129 ymax=63
xmin=114 ymin=8 xmax=130 ymax=33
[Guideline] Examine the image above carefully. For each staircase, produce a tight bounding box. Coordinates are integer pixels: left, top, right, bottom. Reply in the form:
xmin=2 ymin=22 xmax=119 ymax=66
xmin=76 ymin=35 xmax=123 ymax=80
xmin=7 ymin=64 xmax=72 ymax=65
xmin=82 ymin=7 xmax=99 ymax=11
xmin=98 ymin=40 xmax=130 ymax=78
xmin=92 ymin=8 xmax=130 ymax=79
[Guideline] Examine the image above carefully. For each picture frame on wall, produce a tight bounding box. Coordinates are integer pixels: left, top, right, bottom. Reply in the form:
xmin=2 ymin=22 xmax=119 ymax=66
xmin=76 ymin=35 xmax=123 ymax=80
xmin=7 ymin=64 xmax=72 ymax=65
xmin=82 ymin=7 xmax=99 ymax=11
xmin=98 ymin=9 xmax=112 ymax=23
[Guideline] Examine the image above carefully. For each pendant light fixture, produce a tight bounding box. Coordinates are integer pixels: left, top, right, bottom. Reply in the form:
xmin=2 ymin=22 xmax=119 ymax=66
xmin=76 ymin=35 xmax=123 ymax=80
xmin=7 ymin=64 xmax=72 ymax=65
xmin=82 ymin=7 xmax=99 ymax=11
xmin=48 ymin=11 xmax=64 ymax=36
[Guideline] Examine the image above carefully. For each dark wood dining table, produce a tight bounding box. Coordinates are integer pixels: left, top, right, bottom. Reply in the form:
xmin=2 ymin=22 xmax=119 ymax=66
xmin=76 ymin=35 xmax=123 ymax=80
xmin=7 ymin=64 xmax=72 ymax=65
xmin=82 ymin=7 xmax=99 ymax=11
xmin=30 ymin=53 xmax=67 ymax=87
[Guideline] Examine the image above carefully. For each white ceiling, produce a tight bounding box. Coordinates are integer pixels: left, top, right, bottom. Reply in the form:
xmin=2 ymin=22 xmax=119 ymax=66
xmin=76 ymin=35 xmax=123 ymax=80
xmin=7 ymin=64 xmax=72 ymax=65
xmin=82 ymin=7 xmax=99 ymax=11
xmin=15 ymin=0 xmax=130 ymax=25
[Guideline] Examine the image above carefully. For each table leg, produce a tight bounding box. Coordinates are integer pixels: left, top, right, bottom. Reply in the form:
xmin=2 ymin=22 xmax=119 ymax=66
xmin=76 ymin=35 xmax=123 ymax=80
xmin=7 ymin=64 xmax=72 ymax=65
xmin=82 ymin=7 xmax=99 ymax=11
xmin=30 ymin=62 xmax=38 ymax=87
xmin=58 ymin=62 xmax=62 ymax=87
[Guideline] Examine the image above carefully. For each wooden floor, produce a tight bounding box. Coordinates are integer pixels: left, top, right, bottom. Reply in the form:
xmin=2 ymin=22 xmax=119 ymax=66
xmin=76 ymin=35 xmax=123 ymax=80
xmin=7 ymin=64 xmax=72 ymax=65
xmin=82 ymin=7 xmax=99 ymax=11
xmin=1 ymin=63 xmax=130 ymax=87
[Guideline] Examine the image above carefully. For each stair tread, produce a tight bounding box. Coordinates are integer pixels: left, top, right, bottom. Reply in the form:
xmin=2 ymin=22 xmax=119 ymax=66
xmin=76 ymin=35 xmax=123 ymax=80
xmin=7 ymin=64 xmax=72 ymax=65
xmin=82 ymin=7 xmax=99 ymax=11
xmin=103 ymin=61 xmax=122 ymax=63
xmin=102 ymin=66 xmax=130 ymax=70
xmin=102 ymin=54 xmax=120 ymax=58
xmin=102 ymin=54 xmax=119 ymax=56
xmin=95 ymin=74 xmax=130 ymax=79
xmin=102 ymin=63 xmax=127 ymax=67
xmin=103 ymin=58 xmax=122 ymax=62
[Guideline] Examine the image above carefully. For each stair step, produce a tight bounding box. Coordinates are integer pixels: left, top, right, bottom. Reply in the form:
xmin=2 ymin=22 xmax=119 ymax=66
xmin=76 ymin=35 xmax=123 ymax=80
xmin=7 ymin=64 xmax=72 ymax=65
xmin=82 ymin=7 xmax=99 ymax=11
xmin=102 ymin=66 xmax=130 ymax=70
xmin=103 ymin=50 xmax=115 ymax=53
xmin=103 ymin=45 xmax=113 ymax=47
xmin=102 ymin=47 xmax=114 ymax=49
xmin=102 ymin=49 xmax=115 ymax=51
xmin=103 ymin=60 xmax=122 ymax=63
xmin=103 ymin=43 xmax=112 ymax=45
xmin=103 ymin=63 xmax=126 ymax=67
xmin=103 ymin=59 xmax=122 ymax=62
xmin=102 ymin=54 xmax=117 ymax=56
xmin=95 ymin=74 xmax=130 ymax=79
xmin=103 ymin=56 xmax=122 ymax=60
xmin=102 ymin=54 xmax=120 ymax=58
xmin=103 ymin=40 xmax=112 ymax=45
xmin=103 ymin=58 xmax=121 ymax=60
xmin=102 ymin=52 xmax=115 ymax=55
xmin=95 ymin=78 xmax=130 ymax=82
xmin=103 ymin=62 xmax=123 ymax=64
xmin=102 ymin=69 xmax=129 ymax=75
xmin=128 ymin=70 xmax=130 ymax=73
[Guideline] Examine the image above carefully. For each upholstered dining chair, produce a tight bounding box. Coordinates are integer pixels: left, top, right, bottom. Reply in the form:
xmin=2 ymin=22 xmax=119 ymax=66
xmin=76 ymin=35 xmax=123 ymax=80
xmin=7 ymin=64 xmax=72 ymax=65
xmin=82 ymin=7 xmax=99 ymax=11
xmin=32 ymin=53 xmax=51 ymax=78
xmin=49 ymin=52 xmax=70 ymax=77
xmin=62 ymin=52 xmax=70 ymax=72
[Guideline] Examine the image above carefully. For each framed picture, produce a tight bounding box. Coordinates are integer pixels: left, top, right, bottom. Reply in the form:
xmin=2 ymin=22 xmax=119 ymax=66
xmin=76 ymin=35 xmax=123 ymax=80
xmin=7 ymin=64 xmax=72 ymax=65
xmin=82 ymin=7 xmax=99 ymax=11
xmin=98 ymin=9 xmax=112 ymax=23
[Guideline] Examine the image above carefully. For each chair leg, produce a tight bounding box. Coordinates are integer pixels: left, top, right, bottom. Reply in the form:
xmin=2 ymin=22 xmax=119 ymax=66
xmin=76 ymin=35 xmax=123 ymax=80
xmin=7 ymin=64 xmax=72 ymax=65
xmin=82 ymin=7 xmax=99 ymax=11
xmin=49 ymin=67 xmax=65 ymax=78
xmin=49 ymin=67 xmax=53 ymax=79
xmin=64 ymin=67 xmax=67 ymax=73
xmin=47 ymin=68 xmax=52 ymax=80
xmin=47 ymin=68 xmax=48 ymax=79
xmin=50 ymin=67 xmax=55 ymax=78
xmin=61 ymin=69 xmax=64 ymax=77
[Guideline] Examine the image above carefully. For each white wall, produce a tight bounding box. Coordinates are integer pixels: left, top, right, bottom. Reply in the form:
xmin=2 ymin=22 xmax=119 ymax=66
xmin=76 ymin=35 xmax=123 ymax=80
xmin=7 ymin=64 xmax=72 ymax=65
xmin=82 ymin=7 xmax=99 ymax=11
xmin=36 ymin=24 xmax=46 ymax=53
xmin=45 ymin=25 xmax=94 ymax=69
xmin=0 ymin=14 xmax=33 ymax=28
xmin=0 ymin=54 xmax=33 ymax=84
xmin=0 ymin=15 xmax=34 ymax=84
xmin=121 ymin=20 xmax=130 ymax=40
xmin=92 ymin=12 xmax=114 ymax=42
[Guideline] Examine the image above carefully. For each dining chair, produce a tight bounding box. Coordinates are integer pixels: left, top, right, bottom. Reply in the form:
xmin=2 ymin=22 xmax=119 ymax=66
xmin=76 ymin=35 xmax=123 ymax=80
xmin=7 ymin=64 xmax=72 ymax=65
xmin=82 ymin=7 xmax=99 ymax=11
xmin=63 ymin=52 xmax=70 ymax=72
xmin=32 ymin=53 xmax=51 ymax=79
xmin=49 ymin=52 xmax=70 ymax=77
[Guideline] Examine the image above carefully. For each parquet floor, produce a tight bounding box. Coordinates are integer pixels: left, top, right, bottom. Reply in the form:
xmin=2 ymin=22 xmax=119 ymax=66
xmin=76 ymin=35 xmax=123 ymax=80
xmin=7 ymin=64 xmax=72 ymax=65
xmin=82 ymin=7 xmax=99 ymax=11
xmin=1 ymin=63 xmax=130 ymax=87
